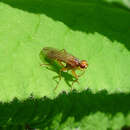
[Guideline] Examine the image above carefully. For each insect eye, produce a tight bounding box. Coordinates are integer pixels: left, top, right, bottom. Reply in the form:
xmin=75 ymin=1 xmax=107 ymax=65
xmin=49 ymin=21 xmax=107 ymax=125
xmin=80 ymin=64 xmax=86 ymax=68
xmin=80 ymin=60 xmax=88 ymax=68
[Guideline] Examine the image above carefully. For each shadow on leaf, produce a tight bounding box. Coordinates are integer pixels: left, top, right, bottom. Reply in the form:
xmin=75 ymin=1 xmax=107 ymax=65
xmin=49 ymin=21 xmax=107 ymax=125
xmin=0 ymin=89 xmax=130 ymax=129
xmin=39 ymin=50 xmax=77 ymax=89
xmin=2 ymin=0 xmax=130 ymax=50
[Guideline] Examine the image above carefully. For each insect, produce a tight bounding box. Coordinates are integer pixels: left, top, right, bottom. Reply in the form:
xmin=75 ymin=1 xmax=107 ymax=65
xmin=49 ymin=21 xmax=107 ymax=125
xmin=40 ymin=47 xmax=88 ymax=90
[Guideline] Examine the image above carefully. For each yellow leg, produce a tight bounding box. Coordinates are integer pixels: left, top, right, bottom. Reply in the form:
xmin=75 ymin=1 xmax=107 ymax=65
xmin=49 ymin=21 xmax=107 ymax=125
xmin=54 ymin=67 xmax=68 ymax=90
xmin=57 ymin=61 xmax=65 ymax=67
xmin=71 ymin=70 xmax=79 ymax=89
xmin=72 ymin=79 xmax=79 ymax=86
xmin=40 ymin=63 xmax=50 ymax=66
xmin=60 ymin=49 xmax=66 ymax=53
xmin=71 ymin=70 xmax=78 ymax=79
xmin=78 ymin=69 xmax=85 ymax=77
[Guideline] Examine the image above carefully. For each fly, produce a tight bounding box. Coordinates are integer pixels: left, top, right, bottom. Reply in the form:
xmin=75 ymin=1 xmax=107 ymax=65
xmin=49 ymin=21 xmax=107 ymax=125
xmin=40 ymin=47 xmax=88 ymax=90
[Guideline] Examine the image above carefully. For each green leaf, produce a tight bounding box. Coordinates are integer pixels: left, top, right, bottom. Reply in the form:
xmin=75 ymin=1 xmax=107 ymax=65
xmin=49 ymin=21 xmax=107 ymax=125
xmin=0 ymin=0 xmax=130 ymax=129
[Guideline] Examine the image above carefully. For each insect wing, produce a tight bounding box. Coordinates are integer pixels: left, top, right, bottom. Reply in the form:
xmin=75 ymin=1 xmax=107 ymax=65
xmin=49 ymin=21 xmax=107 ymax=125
xmin=43 ymin=47 xmax=62 ymax=59
xmin=42 ymin=47 xmax=78 ymax=66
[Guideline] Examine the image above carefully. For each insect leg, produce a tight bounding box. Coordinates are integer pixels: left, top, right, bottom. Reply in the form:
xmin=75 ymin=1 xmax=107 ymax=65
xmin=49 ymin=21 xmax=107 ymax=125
xmin=71 ymin=70 xmax=78 ymax=79
xmin=78 ymin=69 xmax=85 ymax=77
xmin=40 ymin=63 xmax=52 ymax=70
xmin=57 ymin=61 xmax=65 ymax=67
xmin=54 ymin=67 xmax=68 ymax=90
xmin=60 ymin=49 xmax=66 ymax=53
xmin=71 ymin=70 xmax=80 ymax=86
xmin=40 ymin=63 xmax=50 ymax=66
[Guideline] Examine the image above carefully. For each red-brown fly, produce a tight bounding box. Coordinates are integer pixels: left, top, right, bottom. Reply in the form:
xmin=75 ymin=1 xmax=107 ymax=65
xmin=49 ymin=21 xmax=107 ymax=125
xmin=40 ymin=47 xmax=88 ymax=90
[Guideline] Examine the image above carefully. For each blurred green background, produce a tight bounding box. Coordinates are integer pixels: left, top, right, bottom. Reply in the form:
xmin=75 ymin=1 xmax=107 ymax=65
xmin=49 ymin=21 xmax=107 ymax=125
xmin=0 ymin=0 xmax=130 ymax=129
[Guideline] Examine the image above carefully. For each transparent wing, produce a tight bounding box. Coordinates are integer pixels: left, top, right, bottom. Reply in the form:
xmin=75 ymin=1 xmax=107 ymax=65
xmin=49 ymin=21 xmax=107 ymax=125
xmin=42 ymin=47 xmax=78 ymax=66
